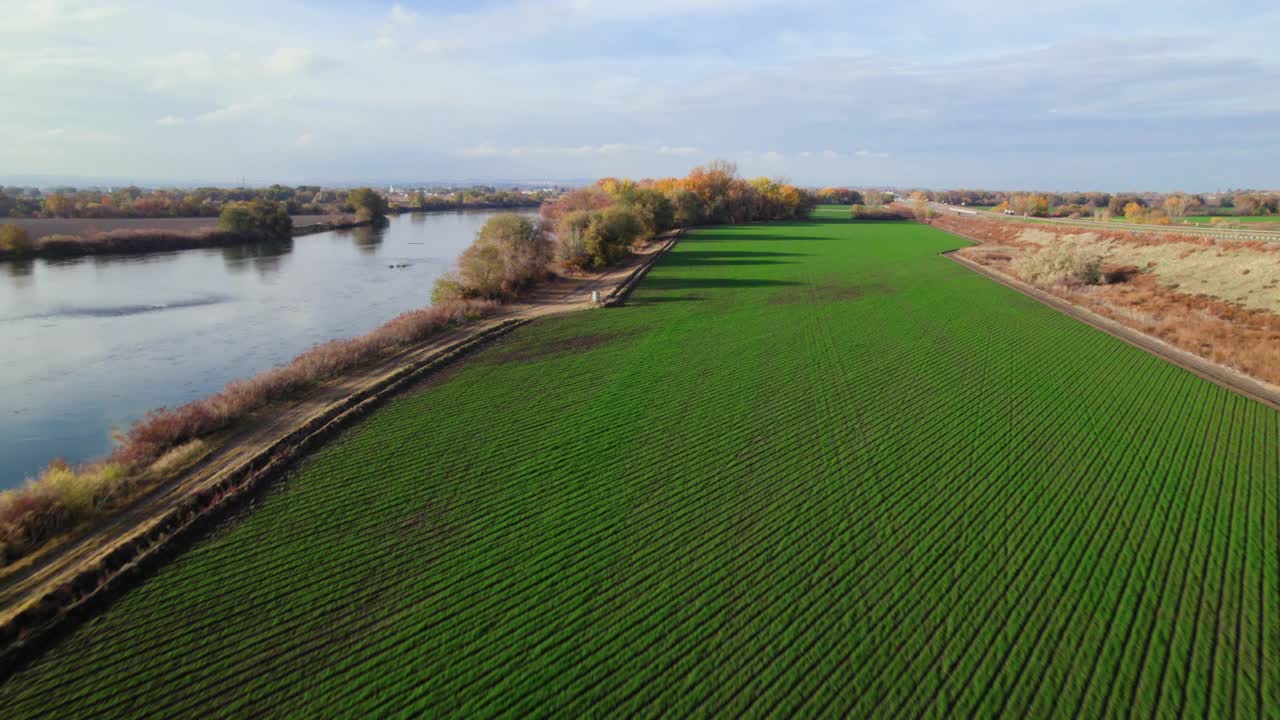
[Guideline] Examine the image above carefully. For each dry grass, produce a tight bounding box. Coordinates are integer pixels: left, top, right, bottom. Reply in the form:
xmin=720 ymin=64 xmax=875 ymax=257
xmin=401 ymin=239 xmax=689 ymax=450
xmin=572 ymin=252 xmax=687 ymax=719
xmin=0 ymin=461 xmax=127 ymax=562
xmin=937 ymin=214 xmax=1280 ymax=386
xmin=1009 ymin=242 xmax=1102 ymax=286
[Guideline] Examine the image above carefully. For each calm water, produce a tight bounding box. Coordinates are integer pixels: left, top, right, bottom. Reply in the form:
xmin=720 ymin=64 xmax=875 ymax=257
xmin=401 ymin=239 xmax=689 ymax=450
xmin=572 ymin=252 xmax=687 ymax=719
xmin=0 ymin=210 xmax=530 ymax=489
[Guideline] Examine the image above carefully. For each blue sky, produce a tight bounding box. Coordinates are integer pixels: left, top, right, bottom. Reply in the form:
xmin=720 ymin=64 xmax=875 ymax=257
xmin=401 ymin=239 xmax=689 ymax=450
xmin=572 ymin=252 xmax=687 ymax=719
xmin=4 ymin=0 xmax=1278 ymax=190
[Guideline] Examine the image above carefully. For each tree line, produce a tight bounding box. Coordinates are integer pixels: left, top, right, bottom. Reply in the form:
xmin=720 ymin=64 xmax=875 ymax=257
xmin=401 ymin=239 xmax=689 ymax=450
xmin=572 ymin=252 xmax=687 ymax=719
xmin=928 ymin=188 xmax=1279 ymax=220
xmin=0 ymin=184 xmax=552 ymax=220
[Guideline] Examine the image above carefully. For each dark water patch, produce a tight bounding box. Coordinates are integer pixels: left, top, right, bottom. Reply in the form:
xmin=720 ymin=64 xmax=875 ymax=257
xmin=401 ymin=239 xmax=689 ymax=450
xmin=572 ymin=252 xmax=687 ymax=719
xmin=3 ymin=294 xmax=233 ymax=322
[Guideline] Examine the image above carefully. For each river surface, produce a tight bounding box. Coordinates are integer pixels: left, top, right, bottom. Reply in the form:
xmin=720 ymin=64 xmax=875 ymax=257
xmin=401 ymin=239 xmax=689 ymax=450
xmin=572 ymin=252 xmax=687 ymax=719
xmin=0 ymin=210 xmax=530 ymax=489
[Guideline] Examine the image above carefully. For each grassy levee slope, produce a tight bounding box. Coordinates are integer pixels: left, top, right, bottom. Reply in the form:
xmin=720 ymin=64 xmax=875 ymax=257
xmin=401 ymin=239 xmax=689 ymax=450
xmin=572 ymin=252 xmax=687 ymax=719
xmin=2 ymin=210 xmax=1278 ymax=718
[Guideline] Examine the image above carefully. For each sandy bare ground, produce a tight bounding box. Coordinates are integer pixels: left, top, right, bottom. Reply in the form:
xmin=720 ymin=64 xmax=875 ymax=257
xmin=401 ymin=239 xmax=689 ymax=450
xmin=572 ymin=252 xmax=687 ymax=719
xmin=0 ymin=232 xmax=680 ymax=639
xmin=7 ymin=216 xmax=339 ymax=239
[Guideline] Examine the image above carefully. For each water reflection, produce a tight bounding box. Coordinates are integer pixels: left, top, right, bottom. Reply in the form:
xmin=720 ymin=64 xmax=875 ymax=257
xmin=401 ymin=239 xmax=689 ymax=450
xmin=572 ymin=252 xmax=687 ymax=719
xmin=221 ymin=238 xmax=294 ymax=276
xmin=349 ymin=226 xmax=385 ymax=255
xmin=5 ymin=258 xmax=34 ymax=285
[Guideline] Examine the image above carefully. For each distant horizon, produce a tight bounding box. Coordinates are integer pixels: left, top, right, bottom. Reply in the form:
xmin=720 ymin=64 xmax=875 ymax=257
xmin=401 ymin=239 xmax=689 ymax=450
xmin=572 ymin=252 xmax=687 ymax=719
xmin=1 ymin=173 xmax=1271 ymax=197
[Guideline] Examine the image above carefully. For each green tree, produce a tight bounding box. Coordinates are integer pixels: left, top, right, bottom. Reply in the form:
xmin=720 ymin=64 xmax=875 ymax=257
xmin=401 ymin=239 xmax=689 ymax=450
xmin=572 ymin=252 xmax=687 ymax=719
xmin=618 ymin=187 xmax=674 ymax=237
xmin=447 ymin=214 xmax=553 ymax=299
xmin=668 ymin=189 xmax=704 ymax=227
xmin=218 ymin=200 xmax=291 ymax=240
xmin=348 ymin=188 xmax=389 ymax=223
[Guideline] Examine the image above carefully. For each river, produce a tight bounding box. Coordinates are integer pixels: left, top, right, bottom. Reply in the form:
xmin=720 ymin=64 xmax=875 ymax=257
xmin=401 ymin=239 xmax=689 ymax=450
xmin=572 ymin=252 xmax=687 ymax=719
xmin=0 ymin=209 xmax=530 ymax=489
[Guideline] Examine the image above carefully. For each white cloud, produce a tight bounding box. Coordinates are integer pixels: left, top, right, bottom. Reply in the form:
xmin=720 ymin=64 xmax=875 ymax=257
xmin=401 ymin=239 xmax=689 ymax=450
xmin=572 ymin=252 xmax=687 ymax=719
xmin=462 ymin=143 xmax=700 ymax=158
xmin=264 ymin=47 xmax=316 ymax=76
xmin=759 ymin=151 xmax=784 ymax=162
xmin=389 ymin=3 xmax=417 ymax=26
xmin=460 ymin=143 xmax=501 ymax=157
xmin=149 ymin=50 xmax=216 ymax=91
xmin=156 ymin=115 xmax=184 ymax=127
xmin=295 ymin=132 xmax=315 ymax=147
xmin=411 ymin=0 xmax=798 ymax=53
xmin=197 ymin=103 xmax=252 ymax=123
xmin=855 ymin=149 xmax=890 ymax=158
xmin=32 ymin=126 xmax=121 ymax=144
xmin=416 ymin=39 xmax=465 ymax=56
xmin=7 ymin=0 xmax=124 ymax=30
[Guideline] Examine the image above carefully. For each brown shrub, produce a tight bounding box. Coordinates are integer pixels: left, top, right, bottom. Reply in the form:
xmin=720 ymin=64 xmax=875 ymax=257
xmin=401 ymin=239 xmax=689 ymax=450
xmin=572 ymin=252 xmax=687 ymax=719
xmin=1010 ymin=242 xmax=1102 ymax=286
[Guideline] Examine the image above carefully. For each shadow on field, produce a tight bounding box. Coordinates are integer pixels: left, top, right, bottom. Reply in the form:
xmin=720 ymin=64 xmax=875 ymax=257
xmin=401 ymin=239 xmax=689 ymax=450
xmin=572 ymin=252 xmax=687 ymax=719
xmin=640 ymin=277 xmax=802 ymax=291
xmin=791 ymin=220 xmax=909 ymax=228
xmin=692 ymin=233 xmax=836 ymax=243
xmin=659 ymin=249 xmax=808 ymax=268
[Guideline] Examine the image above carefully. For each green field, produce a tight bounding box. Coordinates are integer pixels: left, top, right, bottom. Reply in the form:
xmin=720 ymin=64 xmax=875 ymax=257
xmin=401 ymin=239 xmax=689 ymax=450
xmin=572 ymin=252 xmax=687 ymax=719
xmin=2 ymin=213 xmax=1278 ymax=717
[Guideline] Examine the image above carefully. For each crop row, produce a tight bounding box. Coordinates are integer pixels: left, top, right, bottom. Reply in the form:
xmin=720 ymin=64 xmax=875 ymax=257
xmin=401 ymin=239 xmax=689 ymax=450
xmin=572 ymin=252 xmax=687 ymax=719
xmin=1 ymin=220 xmax=1276 ymax=718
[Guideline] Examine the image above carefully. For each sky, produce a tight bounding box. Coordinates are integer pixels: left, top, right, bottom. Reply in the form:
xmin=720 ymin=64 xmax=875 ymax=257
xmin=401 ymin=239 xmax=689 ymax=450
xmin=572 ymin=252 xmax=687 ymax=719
xmin=3 ymin=0 xmax=1279 ymax=190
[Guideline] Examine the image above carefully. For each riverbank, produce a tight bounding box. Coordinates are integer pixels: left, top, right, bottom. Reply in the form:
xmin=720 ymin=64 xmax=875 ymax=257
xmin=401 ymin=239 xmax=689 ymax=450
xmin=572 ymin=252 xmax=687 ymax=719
xmin=0 ymin=231 xmax=680 ymax=662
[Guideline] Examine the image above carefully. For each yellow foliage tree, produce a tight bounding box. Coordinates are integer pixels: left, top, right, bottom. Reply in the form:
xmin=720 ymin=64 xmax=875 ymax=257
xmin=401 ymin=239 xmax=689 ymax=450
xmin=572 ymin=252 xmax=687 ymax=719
xmin=1124 ymin=201 xmax=1146 ymax=222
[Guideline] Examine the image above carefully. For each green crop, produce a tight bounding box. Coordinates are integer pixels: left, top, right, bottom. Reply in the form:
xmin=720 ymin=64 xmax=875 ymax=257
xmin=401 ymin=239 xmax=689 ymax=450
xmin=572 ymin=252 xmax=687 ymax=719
xmin=2 ymin=211 xmax=1276 ymax=718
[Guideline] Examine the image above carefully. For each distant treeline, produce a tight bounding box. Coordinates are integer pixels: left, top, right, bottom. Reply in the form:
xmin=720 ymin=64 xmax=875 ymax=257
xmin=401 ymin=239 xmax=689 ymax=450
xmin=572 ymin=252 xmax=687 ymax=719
xmin=0 ymin=184 xmax=557 ymax=220
xmin=924 ymin=188 xmax=1280 ymax=220
xmin=398 ymin=188 xmax=553 ymax=213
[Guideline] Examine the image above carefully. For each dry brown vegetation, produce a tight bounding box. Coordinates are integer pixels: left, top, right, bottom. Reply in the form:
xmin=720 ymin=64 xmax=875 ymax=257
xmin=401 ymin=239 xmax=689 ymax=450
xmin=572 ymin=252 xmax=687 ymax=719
xmin=935 ymin=213 xmax=1280 ymax=386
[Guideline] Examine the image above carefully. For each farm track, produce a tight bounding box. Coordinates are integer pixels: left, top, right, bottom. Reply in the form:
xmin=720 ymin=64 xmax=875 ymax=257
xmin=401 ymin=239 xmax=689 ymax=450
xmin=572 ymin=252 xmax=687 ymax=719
xmin=0 ymin=212 xmax=1276 ymax=717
